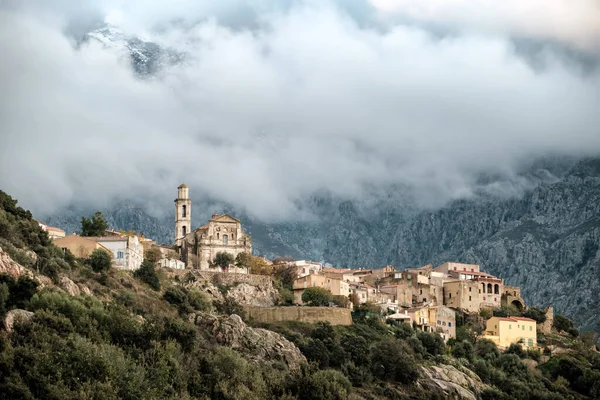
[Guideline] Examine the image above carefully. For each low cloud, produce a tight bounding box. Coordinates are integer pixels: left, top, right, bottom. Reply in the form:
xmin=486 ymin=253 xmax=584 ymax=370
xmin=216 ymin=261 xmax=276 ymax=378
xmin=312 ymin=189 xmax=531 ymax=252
xmin=0 ymin=1 xmax=599 ymax=221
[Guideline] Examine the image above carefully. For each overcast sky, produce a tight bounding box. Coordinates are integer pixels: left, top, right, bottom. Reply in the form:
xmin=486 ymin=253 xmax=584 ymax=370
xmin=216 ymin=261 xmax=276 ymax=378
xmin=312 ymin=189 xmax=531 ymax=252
xmin=1 ymin=0 xmax=599 ymax=220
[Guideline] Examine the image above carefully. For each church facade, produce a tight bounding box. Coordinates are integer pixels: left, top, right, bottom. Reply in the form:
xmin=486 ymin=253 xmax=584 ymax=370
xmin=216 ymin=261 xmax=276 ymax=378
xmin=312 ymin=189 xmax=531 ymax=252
xmin=175 ymin=185 xmax=252 ymax=271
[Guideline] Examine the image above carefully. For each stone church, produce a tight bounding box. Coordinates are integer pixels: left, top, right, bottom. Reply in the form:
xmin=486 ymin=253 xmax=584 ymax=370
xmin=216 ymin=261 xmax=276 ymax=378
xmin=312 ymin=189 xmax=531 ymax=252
xmin=174 ymin=184 xmax=252 ymax=271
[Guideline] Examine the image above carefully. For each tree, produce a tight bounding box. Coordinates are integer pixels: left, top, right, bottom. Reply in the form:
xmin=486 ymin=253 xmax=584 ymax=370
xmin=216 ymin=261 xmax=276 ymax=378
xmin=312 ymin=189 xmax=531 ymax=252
xmin=348 ymin=293 xmax=360 ymax=308
xmin=302 ymin=287 xmax=333 ymax=306
xmin=144 ymin=247 xmax=162 ymax=264
xmin=332 ymin=295 xmax=350 ymax=308
xmin=134 ymin=260 xmax=161 ymax=290
xmin=213 ymin=252 xmax=234 ymax=270
xmin=300 ymin=369 xmax=352 ymax=400
xmin=89 ymin=248 xmax=112 ymax=273
xmin=370 ymin=338 xmax=419 ymax=383
xmin=522 ymin=307 xmax=547 ymax=324
xmin=272 ymin=263 xmax=297 ymax=290
xmin=80 ymin=211 xmax=109 ymax=237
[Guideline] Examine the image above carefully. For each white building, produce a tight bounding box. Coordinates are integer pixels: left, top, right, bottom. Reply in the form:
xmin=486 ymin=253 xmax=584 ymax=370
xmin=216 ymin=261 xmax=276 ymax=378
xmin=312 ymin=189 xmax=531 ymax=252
xmin=90 ymin=235 xmax=144 ymax=271
xmin=159 ymin=258 xmax=185 ymax=270
xmin=293 ymin=260 xmax=323 ymax=278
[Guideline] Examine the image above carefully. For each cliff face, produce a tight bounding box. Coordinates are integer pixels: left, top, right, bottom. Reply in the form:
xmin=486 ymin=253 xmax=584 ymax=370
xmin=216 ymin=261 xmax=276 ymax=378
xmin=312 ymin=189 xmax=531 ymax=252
xmin=44 ymin=159 xmax=600 ymax=332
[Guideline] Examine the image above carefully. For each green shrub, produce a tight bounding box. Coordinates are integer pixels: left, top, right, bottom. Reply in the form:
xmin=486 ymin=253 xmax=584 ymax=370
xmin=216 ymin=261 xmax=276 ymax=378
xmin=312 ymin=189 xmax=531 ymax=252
xmin=522 ymin=307 xmax=547 ymax=324
xmin=452 ymin=340 xmax=474 ymax=362
xmin=301 ymin=287 xmax=333 ymax=306
xmin=134 ymin=260 xmax=160 ymax=291
xmin=417 ymin=331 xmax=445 ymax=357
xmin=89 ymin=248 xmax=112 ymax=273
xmin=300 ymin=369 xmax=352 ymax=400
xmin=475 ymin=339 xmax=500 ymax=360
xmin=370 ymin=338 xmax=419 ymax=383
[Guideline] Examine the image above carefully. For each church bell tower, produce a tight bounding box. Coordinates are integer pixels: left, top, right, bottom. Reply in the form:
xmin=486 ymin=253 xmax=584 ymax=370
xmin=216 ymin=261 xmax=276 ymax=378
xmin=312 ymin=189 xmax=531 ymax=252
xmin=175 ymin=184 xmax=191 ymax=246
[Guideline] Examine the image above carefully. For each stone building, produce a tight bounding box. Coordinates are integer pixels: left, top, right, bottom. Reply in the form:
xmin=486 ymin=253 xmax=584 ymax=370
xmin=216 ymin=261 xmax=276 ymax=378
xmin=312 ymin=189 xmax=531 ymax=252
xmin=443 ymin=279 xmax=482 ymax=313
xmin=174 ymin=184 xmax=252 ymax=271
xmin=179 ymin=213 xmax=252 ymax=271
xmin=502 ymin=285 xmax=526 ymax=311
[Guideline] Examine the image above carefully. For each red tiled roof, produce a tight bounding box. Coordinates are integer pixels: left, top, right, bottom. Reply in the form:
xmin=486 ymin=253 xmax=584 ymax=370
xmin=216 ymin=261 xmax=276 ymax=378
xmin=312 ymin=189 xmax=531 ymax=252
xmin=45 ymin=226 xmax=64 ymax=232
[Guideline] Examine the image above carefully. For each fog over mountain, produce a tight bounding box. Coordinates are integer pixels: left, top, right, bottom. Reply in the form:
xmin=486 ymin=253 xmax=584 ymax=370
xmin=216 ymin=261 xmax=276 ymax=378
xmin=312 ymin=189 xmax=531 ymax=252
xmin=1 ymin=0 xmax=599 ymax=220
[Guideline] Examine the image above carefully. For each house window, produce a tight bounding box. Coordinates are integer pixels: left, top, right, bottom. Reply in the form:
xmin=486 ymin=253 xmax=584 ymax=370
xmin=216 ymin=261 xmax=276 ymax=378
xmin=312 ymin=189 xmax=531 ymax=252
xmin=182 ymin=226 xmax=187 ymax=236
xmin=469 ymin=287 xmax=472 ymax=292
xmin=509 ymin=325 xmax=512 ymax=329
xmin=469 ymin=296 xmax=471 ymax=301
xmin=223 ymin=235 xmax=228 ymax=245
xmin=449 ymin=293 xmax=452 ymax=299
xmin=61 ymin=247 xmax=67 ymax=253
xmin=117 ymin=251 xmax=124 ymax=259
xmin=420 ymin=289 xmax=422 ymax=295
xmin=182 ymin=205 xmax=187 ymax=217
xmin=529 ymin=326 xmax=533 ymax=331
xmin=448 ymin=322 xmax=452 ymax=327
xmin=442 ymin=322 xmax=446 ymax=326
xmin=217 ymin=233 xmax=219 ymax=239
xmin=528 ymin=338 xmax=533 ymax=347
xmin=522 ymin=325 xmax=525 ymax=331
xmin=437 ymin=320 xmax=441 ymax=325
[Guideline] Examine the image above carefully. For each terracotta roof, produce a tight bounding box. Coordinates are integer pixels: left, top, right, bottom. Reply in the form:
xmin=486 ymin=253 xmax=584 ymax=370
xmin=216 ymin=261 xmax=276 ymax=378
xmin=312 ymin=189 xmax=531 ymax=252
xmin=494 ymin=317 xmax=536 ymax=323
xmin=86 ymin=236 xmax=128 ymax=242
xmin=195 ymin=223 xmax=210 ymax=231
xmin=322 ymin=268 xmax=352 ymax=273
xmin=45 ymin=226 xmax=64 ymax=232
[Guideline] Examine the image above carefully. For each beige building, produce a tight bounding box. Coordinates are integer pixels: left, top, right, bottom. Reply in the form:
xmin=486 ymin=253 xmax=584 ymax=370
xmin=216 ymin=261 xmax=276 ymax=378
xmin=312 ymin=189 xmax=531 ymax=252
xmin=429 ymin=306 xmax=456 ymax=341
xmin=38 ymin=221 xmax=66 ymax=240
xmin=54 ymin=234 xmax=111 ymax=258
xmin=443 ymin=279 xmax=482 ymax=313
xmin=483 ymin=316 xmax=537 ymax=349
xmin=293 ymin=274 xmax=350 ymax=305
xmin=435 ymin=262 xmax=480 ymax=275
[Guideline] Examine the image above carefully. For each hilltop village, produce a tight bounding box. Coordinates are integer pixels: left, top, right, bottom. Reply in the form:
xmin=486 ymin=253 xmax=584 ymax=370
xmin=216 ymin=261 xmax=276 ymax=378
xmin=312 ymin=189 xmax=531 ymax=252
xmin=46 ymin=184 xmax=549 ymax=351
xmin=2 ymin=187 xmax=598 ymax=400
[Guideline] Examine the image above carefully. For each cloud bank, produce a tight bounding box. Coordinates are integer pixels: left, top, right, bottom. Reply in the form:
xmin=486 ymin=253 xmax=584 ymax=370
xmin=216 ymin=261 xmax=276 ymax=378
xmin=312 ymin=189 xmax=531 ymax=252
xmin=0 ymin=0 xmax=599 ymax=220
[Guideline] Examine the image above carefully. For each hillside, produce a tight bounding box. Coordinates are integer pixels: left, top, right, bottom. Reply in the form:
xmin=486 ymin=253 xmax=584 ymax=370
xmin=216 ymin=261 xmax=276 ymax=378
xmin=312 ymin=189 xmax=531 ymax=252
xmin=43 ymin=158 xmax=600 ymax=334
xmin=3 ymin=190 xmax=600 ymax=398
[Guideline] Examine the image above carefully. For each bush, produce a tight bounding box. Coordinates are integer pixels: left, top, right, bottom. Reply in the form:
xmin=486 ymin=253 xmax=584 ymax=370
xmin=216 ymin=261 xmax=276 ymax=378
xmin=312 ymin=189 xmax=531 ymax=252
xmin=417 ymin=331 xmax=445 ymax=357
xmin=301 ymin=287 xmax=333 ymax=306
xmin=505 ymin=343 xmax=525 ymax=358
xmin=0 ymin=274 xmax=39 ymax=310
xmin=452 ymin=340 xmax=474 ymax=362
xmin=553 ymin=314 xmax=576 ymax=334
xmin=331 ymin=295 xmax=350 ymax=308
xmin=522 ymin=307 xmax=547 ymax=324
xmin=89 ymin=248 xmax=112 ymax=273
xmin=370 ymin=338 xmax=419 ymax=383
xmin=300 ymin=369 xmax=352 ymax=400
xmin=134 ymin=260 xmax=161 ymax=290
xmin=475 ymin=339 xmax=500 ymax=361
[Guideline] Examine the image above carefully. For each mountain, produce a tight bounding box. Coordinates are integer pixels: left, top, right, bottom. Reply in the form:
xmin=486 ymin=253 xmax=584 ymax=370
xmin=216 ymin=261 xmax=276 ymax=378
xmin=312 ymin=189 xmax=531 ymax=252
xmin=43 ymin=158 xmax=600 ymax=334
xmin=81 ymin=25 xmax=184 ymax=76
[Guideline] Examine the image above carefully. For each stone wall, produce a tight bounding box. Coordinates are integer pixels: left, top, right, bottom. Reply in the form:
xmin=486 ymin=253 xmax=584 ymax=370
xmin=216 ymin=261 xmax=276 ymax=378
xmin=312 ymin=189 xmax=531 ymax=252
xmin=540 ymin=306 xmax=554 ymax=334
xmin=244 ymin=306 xmax=352 ymax=326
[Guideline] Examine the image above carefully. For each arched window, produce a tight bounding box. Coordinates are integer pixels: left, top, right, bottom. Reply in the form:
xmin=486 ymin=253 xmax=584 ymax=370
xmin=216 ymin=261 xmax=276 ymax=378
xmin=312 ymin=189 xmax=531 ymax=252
xmin=223 ymin=235 xmax=228 ymax=245
xmin=494 ymin=284 xmax=499 ymax=294
xmin=182 ymin=226 xmax=187 ymax=236
xmin=182 ymin=205 xmax=187 ymax=218
xmin=482 ymin=283 xmax=485 ymax=293
xmin=487 ymin=283 xmax=492 ymax=293
xmin=216 ymin=233 xmax=219 ymax=240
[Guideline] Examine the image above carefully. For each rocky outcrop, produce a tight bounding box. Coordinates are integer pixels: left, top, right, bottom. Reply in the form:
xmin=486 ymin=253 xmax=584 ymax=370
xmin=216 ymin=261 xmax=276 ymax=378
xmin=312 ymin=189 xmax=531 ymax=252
xmin=0 ymin=247 xmax=34 ymax=279
xmin=192 ymin=313 xmax=306 ymax=370
xmin=4 ymin=309 xmax=34 ymax=332
xmin=227 ymin=282 xmax=278 ymax=307
xmin=59 ymin=276 xmax=81 ymax=296
xmin=420 ymin=364 xmax=490 ymax=400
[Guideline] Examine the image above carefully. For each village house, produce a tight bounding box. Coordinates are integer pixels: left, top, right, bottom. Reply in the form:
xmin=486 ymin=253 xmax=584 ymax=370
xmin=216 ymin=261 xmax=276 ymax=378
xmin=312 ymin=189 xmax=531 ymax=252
xmin=293 ymin=274 xmax=349 ymax=305
xmin=443 ymin=279 xmax=482 ymax=313
xmin=483 ymin=316 xmax=537 ymax=349
xmin=429 ymin=306 xmax=456 ymax=341
xmin=38 ymin=221 xmax=66 ymax=240
xmin=54 ymin=233 xmax=143 ymax=270
xmin=54 ymin=234 xmax=111 ymax=258
xmin=293 ymin=260 xmax=323 ymax=278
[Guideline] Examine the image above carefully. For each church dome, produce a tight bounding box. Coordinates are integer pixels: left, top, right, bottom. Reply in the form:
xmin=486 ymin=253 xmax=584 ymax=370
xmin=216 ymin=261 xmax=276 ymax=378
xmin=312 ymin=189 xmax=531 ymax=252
xmin=178 ymin=183 xmax=189 ymax=189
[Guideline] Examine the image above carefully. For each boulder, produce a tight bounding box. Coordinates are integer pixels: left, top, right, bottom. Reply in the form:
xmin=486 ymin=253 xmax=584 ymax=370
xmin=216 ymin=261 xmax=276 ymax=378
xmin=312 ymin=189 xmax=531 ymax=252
xmin=4 ymin=309 xmax=34 ymax=332
xmin=227 ymin=282 xmax=278 ymax=307
xmin=193 ymin=313 xmax=306 ymax=370
xmin=420 ymin=364 xmax=490 ymax=400
xmin=59 ymin=276 xmax=80 ymax=296
xmin=0 ymin=247 xmax=33 ymax=279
